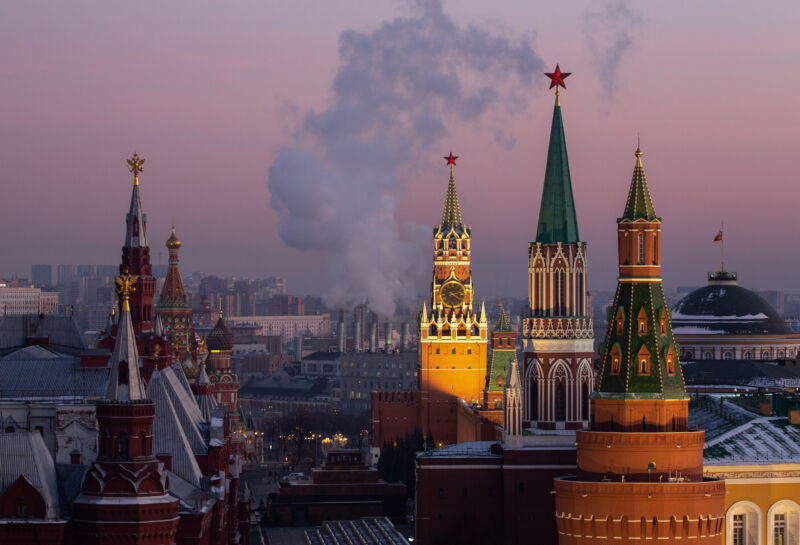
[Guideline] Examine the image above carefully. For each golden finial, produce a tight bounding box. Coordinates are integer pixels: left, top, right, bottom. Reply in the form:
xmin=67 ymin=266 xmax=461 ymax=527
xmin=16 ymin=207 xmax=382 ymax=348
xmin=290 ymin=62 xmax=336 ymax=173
xmin=115 ymin=271 xmax=139 ymax=313
xmin=153 ymin=344 xmax=161 ymax=359
xmin=555 ymin=87 xmax=560 ymax=107
xmin=126 ymin=152 xmax=145 ymax=186
xmin=635 ymin=137 xmax=643 ymax=167
xmin=218 ymin=300 xmax=223 ymax=319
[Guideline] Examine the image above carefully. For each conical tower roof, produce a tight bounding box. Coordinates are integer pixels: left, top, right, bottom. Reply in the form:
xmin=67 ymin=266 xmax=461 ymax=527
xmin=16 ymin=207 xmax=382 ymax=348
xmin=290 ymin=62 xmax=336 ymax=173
xmin=157 ymin=227 xmax=189 ymax=309
xmin=207 ymin=313 xmax=233 ymax=351
xmin=621 ymin=147 xmax=658 ymax=221
xmin=124 ymin=153 xmax=148 ymax=249
xmin=535 ymin=101 xmax=581 ymax=244
xmin=441 ymin=170 xmax=463 ymax=229
xmin=495 ymin=307 xmax=512 ymax=332
xmin=506 ymin=358 xmax=520 ymax=389
xmin=106 ymin=275 xmax=146 ymax=401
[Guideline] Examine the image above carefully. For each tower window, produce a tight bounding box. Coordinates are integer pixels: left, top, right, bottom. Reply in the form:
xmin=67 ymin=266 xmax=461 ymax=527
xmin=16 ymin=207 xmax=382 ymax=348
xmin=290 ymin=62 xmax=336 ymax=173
xmin=638 ymin=232 xmax=645 ymax=264
xmin=637 ymin=308 xmax=648 ymax=336
xmin=611 ymin=357 xmax=620 ymax=375
xmin=640 ymin=360 xmax=648 ymax=374
xmin=451 ymin=347 xmax=456 ymax=354
xmin=467 ymin=347 xmax=472 ymax=354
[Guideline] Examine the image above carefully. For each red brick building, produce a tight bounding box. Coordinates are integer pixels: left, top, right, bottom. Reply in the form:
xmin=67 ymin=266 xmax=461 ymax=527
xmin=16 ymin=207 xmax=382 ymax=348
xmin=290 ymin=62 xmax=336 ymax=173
xmin=268 ymin=449 xmax=406 ymax=525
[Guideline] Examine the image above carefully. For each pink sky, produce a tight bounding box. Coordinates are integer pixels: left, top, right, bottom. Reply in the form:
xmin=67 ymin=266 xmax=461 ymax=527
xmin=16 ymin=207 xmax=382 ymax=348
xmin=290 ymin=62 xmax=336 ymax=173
xmin=1 ymin=1 xmax=798 ymax=299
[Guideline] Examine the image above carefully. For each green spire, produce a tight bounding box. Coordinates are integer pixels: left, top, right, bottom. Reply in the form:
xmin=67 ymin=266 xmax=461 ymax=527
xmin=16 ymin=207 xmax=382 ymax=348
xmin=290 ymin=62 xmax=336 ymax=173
xmin=621 ymin=147 xmax=658 ymax=221
xmin=441 ymin=167 xmax=463 ymax=229
xmin=535 ymin=102 xmax=580 ymax=244
xmin=495 ymin=307 xmax=511 ymax=331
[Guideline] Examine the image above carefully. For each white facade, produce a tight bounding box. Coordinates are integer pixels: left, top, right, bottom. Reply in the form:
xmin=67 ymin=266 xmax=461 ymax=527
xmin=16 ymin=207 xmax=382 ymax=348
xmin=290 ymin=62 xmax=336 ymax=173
xmin=0 ymin=286 xmax=59 ymax=315
xmin=227 ymin=314 xmax=330 ymax=338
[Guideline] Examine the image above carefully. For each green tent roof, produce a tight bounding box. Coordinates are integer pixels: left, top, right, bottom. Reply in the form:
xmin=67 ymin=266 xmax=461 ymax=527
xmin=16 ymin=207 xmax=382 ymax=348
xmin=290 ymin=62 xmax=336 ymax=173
xmin=621 ymin=149 xmax=658 ymax=221
xmin=495 ymin=307 xmax=511 ymax=332
xmin=535 ymin=104 xmax=580 ymax=244
xmin=441 ymin=170 xmax=463 ymax=230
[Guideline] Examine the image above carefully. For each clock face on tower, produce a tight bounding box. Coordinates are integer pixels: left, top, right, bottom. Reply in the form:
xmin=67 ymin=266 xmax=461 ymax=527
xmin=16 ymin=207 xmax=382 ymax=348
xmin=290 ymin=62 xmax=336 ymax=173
xmin=440 ymin=280 xmax=466 ymax=308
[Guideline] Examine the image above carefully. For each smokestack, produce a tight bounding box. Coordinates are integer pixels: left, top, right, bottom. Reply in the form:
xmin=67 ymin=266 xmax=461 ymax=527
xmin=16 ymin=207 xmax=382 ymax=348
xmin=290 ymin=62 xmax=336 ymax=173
xmin=295 ymin=335 xmax=303 ymax=361
xmin=384 ymin=322 xmax=393 ymax=353
xmin=354 ymin=304 xmax=367 ymax=352
xmin=338 ymin=310 xmax=346 ymax=353
xmin=369 ymin=319 xmax=377 ymax=353
xmin=401 ymin=322 xmax=411 ymax=351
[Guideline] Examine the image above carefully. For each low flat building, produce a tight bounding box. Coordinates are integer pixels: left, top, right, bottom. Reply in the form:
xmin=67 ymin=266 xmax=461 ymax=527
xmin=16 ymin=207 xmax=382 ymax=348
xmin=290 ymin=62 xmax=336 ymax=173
xmin=228 ymin=314 xmax=331 ymax=338
xmin=268 ymin=449 xmax=406 ymax=526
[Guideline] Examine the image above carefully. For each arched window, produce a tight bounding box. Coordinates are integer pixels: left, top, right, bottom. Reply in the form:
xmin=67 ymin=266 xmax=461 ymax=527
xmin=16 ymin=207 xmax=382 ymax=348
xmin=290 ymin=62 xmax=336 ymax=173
xmin=768 ymin=499 xmax=800 ymax=545
xmin=637 ymin=345 xmax=651 ymax=375
xmin=637 ymin=232 xmax=645 ymax=264
xmin=637 ymin=308 xmax=648 ymax=336
xmin=726 ymin=500 xmax=763 ymax=545
xmin=610 ymin=344 xmax=622 ymax=375
xmin=616 ymin=308 xmax=625 ymax=335
xmin=118 ymin=433 xmax=129 ymax=458
xmin=659 ymin=309 xmax=667 ymax=335
xmin=703 ymin=351 xmax=713 ymax=360
xmin=555 ymin=382 xmax=566 ymax=421
xmin=762 ymin=351 xmax=771 ymax=360
xmin=496 ymin=376 xmax=504 ymax=387
xmin=582 ymin=382 xmax=590 ymax=420
xmin=723 ymin=351 xmax=734 ymax=360
xmin=666 ymin=348 xmax=676 ymax=375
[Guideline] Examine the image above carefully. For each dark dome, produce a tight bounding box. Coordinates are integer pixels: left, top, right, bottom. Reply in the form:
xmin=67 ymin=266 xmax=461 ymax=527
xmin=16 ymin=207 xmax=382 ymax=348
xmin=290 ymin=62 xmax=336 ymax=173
xmin=206 ymin=316 xmax=234 ymax=351
xmin=673 ymin=277 xmax=792 ymax=335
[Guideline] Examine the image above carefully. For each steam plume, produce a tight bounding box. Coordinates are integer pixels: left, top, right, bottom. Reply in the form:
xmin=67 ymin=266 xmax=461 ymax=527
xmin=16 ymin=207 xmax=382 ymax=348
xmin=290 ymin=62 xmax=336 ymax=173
xmin=267 ymin=0 xmax=543 ymax=316
xmin=584 ymin=2 xmax=642 ymax=99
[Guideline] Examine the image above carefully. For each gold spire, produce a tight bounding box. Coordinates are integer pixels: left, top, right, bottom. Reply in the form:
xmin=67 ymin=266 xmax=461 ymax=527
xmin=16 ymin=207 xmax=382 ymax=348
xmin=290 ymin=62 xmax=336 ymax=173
xmin=126 ymin=152 xmax=145 ymax=186
xmin=555 ymin=87 xmax=560 ymax=107
xmin=635 ymin=140 xmax=643 ymax=168
xmin=218 ymin=299 xmax=223 ymax=319
xmin=115 ymin=271 xmax=139 ymax=313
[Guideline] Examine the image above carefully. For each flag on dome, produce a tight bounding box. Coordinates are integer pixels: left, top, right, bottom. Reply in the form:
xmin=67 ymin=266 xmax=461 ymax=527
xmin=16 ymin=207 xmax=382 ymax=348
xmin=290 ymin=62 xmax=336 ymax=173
xmin=714 ymin=230 xmax=723 ymax=242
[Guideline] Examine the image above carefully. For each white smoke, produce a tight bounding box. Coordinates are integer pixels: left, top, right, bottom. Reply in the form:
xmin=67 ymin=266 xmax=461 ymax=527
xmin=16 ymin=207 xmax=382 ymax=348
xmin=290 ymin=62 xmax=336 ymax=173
xmin=267 ymin=0 xmax=544 ymax=316
xmin=584 ymin=2 xmax=642 ymax=99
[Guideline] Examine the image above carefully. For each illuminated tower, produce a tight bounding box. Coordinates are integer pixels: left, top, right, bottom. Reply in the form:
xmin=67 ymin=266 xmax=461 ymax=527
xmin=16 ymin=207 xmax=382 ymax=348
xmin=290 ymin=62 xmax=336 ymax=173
xmin=553 ymin=146 xmax=725 ymax=543
xmin=155 ymin=225 xmax=193 ymax=355
xmin=418 ymin=153 xmax=488 ymax=407
xmin=71 ymin=273 xmax=179 ymax=545
xmin=523 ymin=66 xmax=594 ymax=430
xmin=484 ymin=307 xmax=517 ymax=410
xmin=119 ymin=153 xmax=157 ymax=334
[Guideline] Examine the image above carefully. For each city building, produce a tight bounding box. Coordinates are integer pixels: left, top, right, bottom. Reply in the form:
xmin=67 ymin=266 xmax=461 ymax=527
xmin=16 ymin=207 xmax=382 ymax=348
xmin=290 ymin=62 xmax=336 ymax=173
xmin=673 ymin=270 xmax=800 ymax=361
xmin=521 ymin=82 xmax=593 ymax=430
xmin=0 ymin=286 xmax=60 ymax=316
xmin=227 ymin=314 xmax=330 ymax=338
xmin=267 ymin=449 xmax=406 ymax=525
xmin=338 ymin=351 xmax=417 ymax=410
xmin=32 ymin=264 xmax=52 ymax=287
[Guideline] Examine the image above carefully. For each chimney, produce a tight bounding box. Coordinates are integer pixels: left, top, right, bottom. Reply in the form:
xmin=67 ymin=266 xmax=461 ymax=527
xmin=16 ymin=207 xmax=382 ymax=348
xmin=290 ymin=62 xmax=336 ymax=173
xmin=369 ymin=320 xmax=377 ymax=353
xmin=401 ymin=323 xmax=411 ymax=351
xmin=338 ymin=309 xmax=346 ymax=353
xmin=384 ymin=322 xmax=393 ymax=352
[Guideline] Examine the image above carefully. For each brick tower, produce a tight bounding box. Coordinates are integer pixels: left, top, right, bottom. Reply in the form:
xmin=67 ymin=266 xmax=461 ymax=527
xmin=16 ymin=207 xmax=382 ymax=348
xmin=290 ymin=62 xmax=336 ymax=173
xmin=71 ymin=273 xmax=179 ymax=545
xmin=418 ymin=153 xmax=488 ymax=409
xmin=484 ymin=307 xmax=516 ymax=410
xmin=119 ymin=153 xmax=157 ymax=335
xmin=155 ymin=225 xmax=193 ymax=355
xmin=523 ymin=69 xmax=594 ymax=430
xmin=553 ymin=146 xmax=725 ymax=543
xmin=206 ymin=309 xmax=240 ymax=423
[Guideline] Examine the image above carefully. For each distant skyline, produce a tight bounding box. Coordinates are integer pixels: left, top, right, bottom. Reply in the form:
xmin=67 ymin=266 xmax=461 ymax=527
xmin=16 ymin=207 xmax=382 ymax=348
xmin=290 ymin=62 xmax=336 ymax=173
xmin=2 ymin=1 xmax=799 ymax=304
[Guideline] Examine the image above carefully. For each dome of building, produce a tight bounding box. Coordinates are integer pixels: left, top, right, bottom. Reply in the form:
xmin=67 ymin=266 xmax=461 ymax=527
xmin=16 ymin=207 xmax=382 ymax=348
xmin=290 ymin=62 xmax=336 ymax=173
xmin=672 ymin=270 xmax=800 ymax=362
xmin=673 ymin=271 xmax=791 ymax=335
xmin=206 ymin=315 xmax=233 ymax=351
xmin=166 ymin=226 xmax=181 ymax=250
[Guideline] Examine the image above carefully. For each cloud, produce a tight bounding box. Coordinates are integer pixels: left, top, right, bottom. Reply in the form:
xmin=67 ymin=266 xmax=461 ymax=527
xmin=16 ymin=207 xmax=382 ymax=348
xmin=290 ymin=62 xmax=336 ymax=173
xmin=584 ymin=2 xmax=642 ymax=99
xmin=267 ymin=0 xmax=544 ymax=316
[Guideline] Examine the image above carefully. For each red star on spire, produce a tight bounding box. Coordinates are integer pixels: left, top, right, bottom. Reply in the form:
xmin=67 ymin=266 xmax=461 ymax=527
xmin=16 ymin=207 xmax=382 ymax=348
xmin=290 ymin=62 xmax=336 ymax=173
xmin=444 ymin=152 xmax=458 ymax=166
xmin=545 ymin=64 xmax=571 ymax=89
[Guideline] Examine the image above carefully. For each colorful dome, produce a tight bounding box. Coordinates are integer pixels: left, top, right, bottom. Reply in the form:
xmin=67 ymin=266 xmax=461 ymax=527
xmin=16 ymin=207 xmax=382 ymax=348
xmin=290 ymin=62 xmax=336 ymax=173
xmin=206 ymin=315 xmax=234 ymax=351
xmin=166 ymin=226 xmax=181 ymax=250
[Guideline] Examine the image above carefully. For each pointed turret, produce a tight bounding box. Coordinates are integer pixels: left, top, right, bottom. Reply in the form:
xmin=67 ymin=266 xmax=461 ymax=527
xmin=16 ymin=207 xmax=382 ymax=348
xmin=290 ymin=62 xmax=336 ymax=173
xmin=621 ymin=146 xmax=658 ymax=221
xmin=106 ymin=273 xmax=146 ymax=401
xmin=534 ymin=96 xmax=580 ymax=244
xmin=124 ymin=153 xmax=148 ymax=249
xmin=156 ymin=225 xmax=193 ymax=352
xmin=495 ymin=307 xmax=511 ymax=332
xmin=440 ymin=153 xmax=464 ymax=231
xmin=503 ymin=359 xmax=522 ymax=448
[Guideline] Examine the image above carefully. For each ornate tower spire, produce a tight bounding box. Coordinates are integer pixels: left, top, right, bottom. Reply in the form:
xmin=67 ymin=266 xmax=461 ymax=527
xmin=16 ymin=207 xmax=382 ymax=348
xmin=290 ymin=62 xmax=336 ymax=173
xmin=503 ymin=359 xmax=522 ymax=448
xmin=536 ymin=66 xmax=579 ymax=244
xmin=441 ymin=152 xmax=463 ymax=229
xmin=596 ymin=145 xmax=683 ymax=407
xmin=119 ymin=153 xmax=156 ymax=334
xmin=156 ymin=225 xmax=193 ymax=354
xmin=106 ymin=272 xmax=146 ymax=401
xmin=523 ymin=65 xmax=593 ymax=430
xmin=484 ymin=306 xmax=517 ymax=410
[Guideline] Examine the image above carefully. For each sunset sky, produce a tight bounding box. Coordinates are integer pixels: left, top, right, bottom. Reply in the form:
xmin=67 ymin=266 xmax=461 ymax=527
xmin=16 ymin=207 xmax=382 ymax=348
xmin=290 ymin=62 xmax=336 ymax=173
xmin=1 ymin=1 xmax=798 ymax=310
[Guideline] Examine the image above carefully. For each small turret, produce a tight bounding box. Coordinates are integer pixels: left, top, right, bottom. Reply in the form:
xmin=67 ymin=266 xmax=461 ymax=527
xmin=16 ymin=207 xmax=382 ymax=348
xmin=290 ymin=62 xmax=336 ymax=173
xmin=106 ymin=273 xmax=146 ymax=401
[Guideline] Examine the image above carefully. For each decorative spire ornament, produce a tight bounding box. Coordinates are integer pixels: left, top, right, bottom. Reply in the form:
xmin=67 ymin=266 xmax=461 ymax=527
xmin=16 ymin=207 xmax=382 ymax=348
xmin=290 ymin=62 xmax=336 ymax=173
xmin=545 ymin=64 xmax=571 ymax=106
xmin=126 ymin=152 xmax=145 ymax=186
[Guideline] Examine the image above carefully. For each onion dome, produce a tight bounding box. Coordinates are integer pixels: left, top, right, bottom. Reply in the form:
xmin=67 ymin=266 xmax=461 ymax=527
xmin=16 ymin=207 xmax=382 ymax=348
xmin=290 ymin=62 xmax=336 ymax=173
xmin=673 ymin=271 xmax=792 ymax=335
xmin=166 ymin=226 xmax=181 ymax=250
xmin=206 ymin=314 xmax=234 ymax=351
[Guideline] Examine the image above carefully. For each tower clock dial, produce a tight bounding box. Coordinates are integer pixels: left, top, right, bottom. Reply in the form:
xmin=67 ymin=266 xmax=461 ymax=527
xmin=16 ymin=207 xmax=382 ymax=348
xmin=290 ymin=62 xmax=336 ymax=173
xmin=440 ymin=280 xmax=466 ymax=308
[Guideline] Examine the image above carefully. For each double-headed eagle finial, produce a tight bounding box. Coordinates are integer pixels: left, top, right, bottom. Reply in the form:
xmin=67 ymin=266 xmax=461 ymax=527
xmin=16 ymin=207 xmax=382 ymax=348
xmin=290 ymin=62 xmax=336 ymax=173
xmin=127 ymin=152 xmax=145 ymax=185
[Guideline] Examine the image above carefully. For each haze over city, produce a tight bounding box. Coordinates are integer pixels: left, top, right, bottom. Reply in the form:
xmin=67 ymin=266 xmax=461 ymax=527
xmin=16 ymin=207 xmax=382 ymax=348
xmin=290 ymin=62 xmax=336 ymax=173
xmin=2 ymin=0 xmax=798 ymax=311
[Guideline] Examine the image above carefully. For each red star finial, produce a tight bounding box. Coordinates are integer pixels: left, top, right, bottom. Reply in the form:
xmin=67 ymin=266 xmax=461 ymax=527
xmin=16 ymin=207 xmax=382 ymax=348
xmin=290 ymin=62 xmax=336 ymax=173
xmin=545 ymin=64 xmax=571 ymax=89
xmin=444 ymin=152 xmax=458 ymax=166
